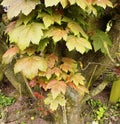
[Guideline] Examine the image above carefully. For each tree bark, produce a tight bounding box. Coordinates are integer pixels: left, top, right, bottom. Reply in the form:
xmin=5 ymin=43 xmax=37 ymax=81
xmin=53 ymin=9 xmax=120 ymax=124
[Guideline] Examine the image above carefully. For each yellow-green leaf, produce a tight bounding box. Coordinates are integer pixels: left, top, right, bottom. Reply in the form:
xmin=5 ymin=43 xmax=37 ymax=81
xmin=45 ymin=0 xmax=60 ymax=7
xmin=68 ymin=21 xmax=88 ymax=39
xmin=38 ymin=13 xmax=62 ymax=28
xmin=94 ymin=0 xmax=113 ymax=9
xmin=70 ymin=73 xmax=85 ymax=86
xmin=1 ymin=0 xmax=40 ymax=19
xmin=8 ymin=22 xmax=44 ymax=50
xmin=44 ymin=93 xmax=66 ymax=110
xmin=66 ymin=35 xmax=92 ymax=54
xmin=60 ymin=57 xmax=77 ymax=73
xmin=45 ymin=28 xmax=68 ymax=42
xmin=44 ymin=0 xmax=68 ymax=8
xmin=14 ymin=56 xmax=47 ymax=79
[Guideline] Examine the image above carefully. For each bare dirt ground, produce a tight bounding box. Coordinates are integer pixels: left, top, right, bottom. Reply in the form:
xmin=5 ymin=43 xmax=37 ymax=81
xmin=0 ymin=81 xmax=120 ymax=124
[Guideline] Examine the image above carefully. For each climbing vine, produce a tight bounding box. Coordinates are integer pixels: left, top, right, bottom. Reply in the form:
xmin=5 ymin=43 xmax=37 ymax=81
xmin=1 ymin=0 xmax=113 ymax=111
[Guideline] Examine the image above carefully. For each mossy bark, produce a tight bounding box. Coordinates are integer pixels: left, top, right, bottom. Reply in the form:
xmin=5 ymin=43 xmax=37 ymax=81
xmin=53 ymin=9 xmax=120 ymax=124
xmin=0 ymin=40 xmax=34 ymax=97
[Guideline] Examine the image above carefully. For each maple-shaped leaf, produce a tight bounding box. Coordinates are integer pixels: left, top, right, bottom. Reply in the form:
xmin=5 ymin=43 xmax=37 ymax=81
xmin=94 ymin=0 xmax=113 ymax=9
xmin=46 ymin=79 xmax=66 ymax=99
xmin=45 ymin=0 xmax=68 ymax=8
xmin=44 ymin=93 xmax=66 ymax=110
xmin=45 ymin=0 xmax=59 ymax=7
xmin=77 ymin=85 xmax=89 ymax=95
xmin=67 ymin=82 xmax=89 ymax=95
xmin=45 ymin=28 xmax=68 ymax=43
xmin=91 ymin=30 xmax=112 ymax=54
xmin=1 ymin=0 xmax=40 ymax=19
xmin=14 ymin=56 xmax=47 ymax=79
xmin=66 ymin=35 xmax=92 ymax=54
xmin=16 ymin=11 xmax=36 ymax=26
xmin=76 ymin=0 xmax=88 ymax=10
xmin=60 ymin=0 xmax=68 ymax=8
xmin=70 ymin=73 xmax=85 ymax=86
xmin=52 ymin=67 xmax=62 ymax=77
xmin=67 ymin=21 xmax=88 ymax=39
xmin=23 ymin=46 xmax=36 ymax=56
xmin=38 ymin=13 xmax=62 ymax=28
xmin=60 ymin=57 xmax=77 ymax=73
xmin=8 ymin=22 xmax=44 ymax=50
xmin=37 ymin=39 xmax=49 ymax=52
xmin=2 ymin=46 xmax=19 ymax=64
xmin=5 ymin=21 xmax=16 ymax=33
xmin=45 ymin=68 xmax=53 ymax=79
xmin=46 ymin=54 xmax=58 ymax=68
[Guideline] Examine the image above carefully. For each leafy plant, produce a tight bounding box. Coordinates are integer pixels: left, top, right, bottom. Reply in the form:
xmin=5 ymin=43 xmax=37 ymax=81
xmin=1 ymin=0 xmax=113 ymax=112
xmin=0 ymin=91 xmax=15 ymax=108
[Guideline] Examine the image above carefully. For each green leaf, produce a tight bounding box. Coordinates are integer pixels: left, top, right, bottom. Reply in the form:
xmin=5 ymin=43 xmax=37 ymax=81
xmin=66 ymin=35 xmax=92 ymax=54
xmin=16 ymin=11 xmax=36 ymax=26
xmin=14 ymin=56 xmax=47 ymax=79
xmin=37 ymin=39 xmax=49 ymax=52
xmin=1 ymin=0 xmax=40 ymax=19
xmin=91 ymin=30 xmax=112 ymax=54
xmin=8 ymin=22 xmax=44 ymax=50
xmin=44 ymin=93 xmax=66 ymax=110
xmin=45 ymin=28 xmax=68 ymax=43
xmin=70 ymin=73 xmax=85 ymax=86
xmin=67 ymin=21 xmax=88 ymax=39
xmin=38 ymin=13 xmax=62 ymax=28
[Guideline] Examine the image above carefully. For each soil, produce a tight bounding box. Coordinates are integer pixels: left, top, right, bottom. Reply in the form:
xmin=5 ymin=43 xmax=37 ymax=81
xmin=0 ymin=80 xmax=120 ymax=124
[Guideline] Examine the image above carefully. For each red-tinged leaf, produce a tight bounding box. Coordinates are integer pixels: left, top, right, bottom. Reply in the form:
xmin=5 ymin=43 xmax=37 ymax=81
xmin=5 ymin=21 xmax=16 ymax=33
xmin=45 ymin=68 xmax=53 ymax=79
xmin=60 ymin=57 xmax=77 ymax=73
xmin=70 ymin=73 xmax=85 ymax=86
xmin=67 ymin=82 xmax=89 ymax=95
xmin=34 ymin=92 xmax=44 ymax=100
xmin=67 ymin=82 xmax=78 ymax=91
xmin=46 ymin=54 xmax=58 ymax=68
xmin=52 ymin=67 xmax=62 ymax=77
xmin=113 ymin=66 xmax=120 ymax=77
xmin=14 ymin=56 xmax=47 ymax=79
xmin=40 ymin=81 xmax=47 ymax=90
xmin=46 ymin=80 xmax=66 ymax=98
xmin=29 ymin=79 xmax=37 ymax=88
xmin=2 ymin=46 xmax=19 ymax=64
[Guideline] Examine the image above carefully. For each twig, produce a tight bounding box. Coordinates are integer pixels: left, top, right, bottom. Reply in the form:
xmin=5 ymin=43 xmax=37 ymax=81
xmin=81 ymin=80 xmax=109 ymax=105
xmin=62 ymin=106 xmax=67 ymax=124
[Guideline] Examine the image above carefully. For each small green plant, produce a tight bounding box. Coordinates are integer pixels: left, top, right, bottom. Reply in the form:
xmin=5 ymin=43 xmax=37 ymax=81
xmin=0 ymin=91 xmax=15 ymax=108
xmin=87 ymin=99 xmax=107 ymax=121
xmin=87 ymin=98 xmax=120 ymax=123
